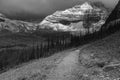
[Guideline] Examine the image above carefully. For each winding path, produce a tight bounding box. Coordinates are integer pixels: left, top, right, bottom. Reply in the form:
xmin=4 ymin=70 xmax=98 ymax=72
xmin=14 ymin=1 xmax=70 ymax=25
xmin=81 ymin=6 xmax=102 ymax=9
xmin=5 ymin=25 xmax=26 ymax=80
xmin=47 ymin=50 xmax=80 ymax=80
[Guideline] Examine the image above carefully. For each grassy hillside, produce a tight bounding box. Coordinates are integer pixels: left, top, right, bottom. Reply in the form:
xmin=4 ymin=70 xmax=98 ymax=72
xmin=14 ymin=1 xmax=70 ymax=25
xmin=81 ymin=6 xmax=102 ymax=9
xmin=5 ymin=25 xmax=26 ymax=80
xmin=78 ymin=30 xmax=120 ymax=80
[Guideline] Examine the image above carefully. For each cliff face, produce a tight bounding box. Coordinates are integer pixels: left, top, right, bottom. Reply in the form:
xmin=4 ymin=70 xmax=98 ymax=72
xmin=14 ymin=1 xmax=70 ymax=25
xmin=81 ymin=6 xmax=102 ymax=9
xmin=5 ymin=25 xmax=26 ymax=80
xmin=39 ymin=2 xmax=108 ymax=35
xmin=105 ymin=0 xmax=120 ymax=24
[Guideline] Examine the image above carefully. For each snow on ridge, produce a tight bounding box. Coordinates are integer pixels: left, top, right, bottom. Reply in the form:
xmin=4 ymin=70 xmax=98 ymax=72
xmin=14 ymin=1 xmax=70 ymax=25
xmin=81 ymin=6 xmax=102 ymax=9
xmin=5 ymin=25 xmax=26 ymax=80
xmin=39 ymin=2 xmax=108 ymax=34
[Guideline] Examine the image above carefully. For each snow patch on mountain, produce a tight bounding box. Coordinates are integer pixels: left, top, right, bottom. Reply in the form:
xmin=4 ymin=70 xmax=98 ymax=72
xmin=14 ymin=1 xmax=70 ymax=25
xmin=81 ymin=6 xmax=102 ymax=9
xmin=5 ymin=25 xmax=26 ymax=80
xmin=0 ymin=14 xmax=38 ymax=33
xmin=39 ymin=2 xmax=108 ymax=34
xmin=0 ymin=2 xmax=109 ymax=33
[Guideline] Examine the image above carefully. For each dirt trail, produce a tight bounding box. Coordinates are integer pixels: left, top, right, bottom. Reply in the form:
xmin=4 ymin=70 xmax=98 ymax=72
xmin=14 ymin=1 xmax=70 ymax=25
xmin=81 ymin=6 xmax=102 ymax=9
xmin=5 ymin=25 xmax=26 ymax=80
xmin=47 ymin=50 xmax=80 ymax=80
xmin=0 ymin=48 xmax=82 ymax=80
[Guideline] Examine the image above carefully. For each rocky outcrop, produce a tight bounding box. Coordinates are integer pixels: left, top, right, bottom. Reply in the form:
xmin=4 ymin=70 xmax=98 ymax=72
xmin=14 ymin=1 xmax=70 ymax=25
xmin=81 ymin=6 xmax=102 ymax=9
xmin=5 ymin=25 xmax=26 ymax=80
xmin=39 ymin=2 xmax=108 ymax=35
xmin=0 ymin=14 xmax=6 ymax=22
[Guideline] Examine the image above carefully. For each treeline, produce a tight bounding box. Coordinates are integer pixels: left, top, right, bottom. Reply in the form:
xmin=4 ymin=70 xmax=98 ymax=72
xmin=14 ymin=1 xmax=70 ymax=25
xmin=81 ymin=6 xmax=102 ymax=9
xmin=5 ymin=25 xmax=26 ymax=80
xmin=1 ymin=20 xmax=120 ymax=73
xmin=0 ymin=31 xmax=71 ymax=72
xmin=0 ymin=30 xmax=102 ymax=72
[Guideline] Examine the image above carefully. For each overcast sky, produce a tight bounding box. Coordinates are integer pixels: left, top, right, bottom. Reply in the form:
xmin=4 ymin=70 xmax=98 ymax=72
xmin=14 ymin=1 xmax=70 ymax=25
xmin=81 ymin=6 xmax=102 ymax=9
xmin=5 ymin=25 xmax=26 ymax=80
xmin=0 ymin=0 xmax=119 ymax=20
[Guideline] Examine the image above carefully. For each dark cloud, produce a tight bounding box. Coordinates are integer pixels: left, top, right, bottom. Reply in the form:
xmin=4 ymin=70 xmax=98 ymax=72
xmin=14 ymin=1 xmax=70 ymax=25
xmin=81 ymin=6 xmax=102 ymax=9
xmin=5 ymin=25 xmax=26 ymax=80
xmin=0 ymin=0 xmax=118 ymax=20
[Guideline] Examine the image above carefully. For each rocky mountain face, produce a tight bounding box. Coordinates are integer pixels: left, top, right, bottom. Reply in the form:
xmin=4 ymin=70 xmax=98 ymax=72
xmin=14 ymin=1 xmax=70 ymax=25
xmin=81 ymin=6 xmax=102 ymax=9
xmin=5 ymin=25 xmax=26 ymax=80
xmin=39 ymin=2 xmax=108 ymax=35
xmin=105 ymin=0 xmax=120 ymax=24
xmin=0 ymin=2 xmax=109 ymax=33
xmin=0 ymin=13 xmax=38 ymax=33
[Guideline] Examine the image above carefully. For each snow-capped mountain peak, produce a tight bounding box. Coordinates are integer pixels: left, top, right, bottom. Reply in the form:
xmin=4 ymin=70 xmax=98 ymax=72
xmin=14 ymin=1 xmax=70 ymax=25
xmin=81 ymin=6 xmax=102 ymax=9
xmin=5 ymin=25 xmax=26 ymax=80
xmin=61 ymin=2 xmax=93 ymax=15
xmin=80 ymin=2 xmax=93 ymax=10
xmin=39 ymin=2 xmax=108 ymax=35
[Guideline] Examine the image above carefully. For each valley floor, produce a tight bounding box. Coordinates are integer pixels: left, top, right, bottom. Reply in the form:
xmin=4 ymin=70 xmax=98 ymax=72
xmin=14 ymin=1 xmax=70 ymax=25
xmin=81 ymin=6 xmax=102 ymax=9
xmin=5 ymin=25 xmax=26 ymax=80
xmin=1 ymin=31 xmax=120 ymax=80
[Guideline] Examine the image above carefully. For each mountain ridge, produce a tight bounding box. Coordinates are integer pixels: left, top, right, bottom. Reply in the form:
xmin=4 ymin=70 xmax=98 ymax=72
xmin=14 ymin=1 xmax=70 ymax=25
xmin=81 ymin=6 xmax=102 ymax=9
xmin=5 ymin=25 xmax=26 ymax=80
xmin=39 ymin=2 xmax=108 ymax=35
xmin=0 ymin=14 xmax=39 ymax=33
xmin=0 ymin=2 xmax=110 ymax=33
